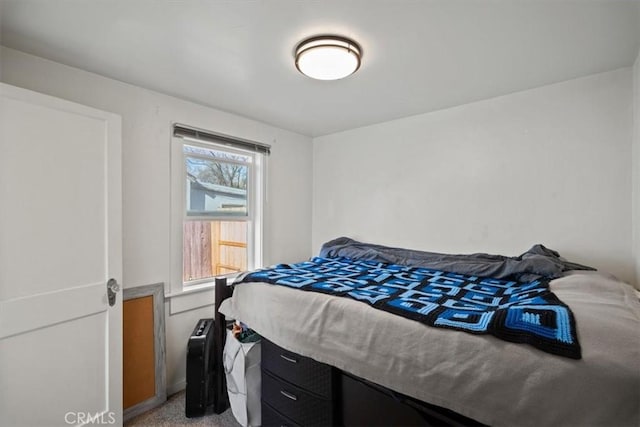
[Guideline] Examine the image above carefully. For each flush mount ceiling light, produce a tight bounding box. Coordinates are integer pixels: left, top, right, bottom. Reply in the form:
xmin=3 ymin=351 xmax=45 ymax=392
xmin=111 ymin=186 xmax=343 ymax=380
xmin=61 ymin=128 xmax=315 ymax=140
xmin=295 ymin=35 xmax=362 ymax=80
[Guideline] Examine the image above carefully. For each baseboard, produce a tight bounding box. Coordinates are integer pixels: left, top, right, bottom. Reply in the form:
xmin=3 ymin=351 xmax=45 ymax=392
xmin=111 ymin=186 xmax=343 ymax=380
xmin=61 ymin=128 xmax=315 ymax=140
xmin=167 ymin=380 xmax=186 ymax=396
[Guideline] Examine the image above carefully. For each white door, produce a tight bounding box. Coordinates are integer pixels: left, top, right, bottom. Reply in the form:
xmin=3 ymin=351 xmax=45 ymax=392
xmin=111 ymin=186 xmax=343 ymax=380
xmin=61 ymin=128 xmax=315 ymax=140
xmin=0 ymin=83 xmax=122 ymax=426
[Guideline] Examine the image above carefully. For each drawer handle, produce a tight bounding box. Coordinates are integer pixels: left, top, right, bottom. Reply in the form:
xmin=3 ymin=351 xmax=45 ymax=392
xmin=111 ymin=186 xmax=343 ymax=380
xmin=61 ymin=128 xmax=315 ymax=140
xmin=280 ymin=354 xmax=298 ymax=364
xmin=280 ymin=390 xmax=298 ymax=401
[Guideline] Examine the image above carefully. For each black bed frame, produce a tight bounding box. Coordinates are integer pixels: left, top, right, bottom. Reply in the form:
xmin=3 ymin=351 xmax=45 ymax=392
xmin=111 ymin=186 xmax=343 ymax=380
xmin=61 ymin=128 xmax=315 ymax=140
xmin=213 ymin=277 xmax=484 ymax=426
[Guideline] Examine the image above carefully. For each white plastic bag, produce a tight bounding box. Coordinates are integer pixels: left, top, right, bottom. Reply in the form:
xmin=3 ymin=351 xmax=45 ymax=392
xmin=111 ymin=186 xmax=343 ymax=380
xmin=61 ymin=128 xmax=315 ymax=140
xmin=223 ymin=329 xmax=261 ymax=427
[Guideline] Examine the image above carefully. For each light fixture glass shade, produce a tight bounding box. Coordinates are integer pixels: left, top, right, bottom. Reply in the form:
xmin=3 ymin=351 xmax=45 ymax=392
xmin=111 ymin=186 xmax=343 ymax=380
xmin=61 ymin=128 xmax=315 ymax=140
xmin=295 ymin=36 xmax=361 ymax=80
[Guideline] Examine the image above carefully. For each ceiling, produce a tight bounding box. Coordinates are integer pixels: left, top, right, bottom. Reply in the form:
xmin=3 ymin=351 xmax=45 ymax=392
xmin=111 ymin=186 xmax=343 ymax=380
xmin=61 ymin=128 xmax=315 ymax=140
xmin=1 ymin=0 xmax=639 ymax=137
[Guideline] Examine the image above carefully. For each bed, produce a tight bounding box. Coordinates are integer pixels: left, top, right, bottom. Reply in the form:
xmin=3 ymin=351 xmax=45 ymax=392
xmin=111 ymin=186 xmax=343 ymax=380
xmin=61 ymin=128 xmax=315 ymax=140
xmin=216 ymin=237 xmax=640 ymax=426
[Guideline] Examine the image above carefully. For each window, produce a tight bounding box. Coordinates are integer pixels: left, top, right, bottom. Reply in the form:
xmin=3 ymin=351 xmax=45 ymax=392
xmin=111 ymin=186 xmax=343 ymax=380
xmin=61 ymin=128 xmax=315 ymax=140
xmin=171 ymin=125 xmax=268 ymax=293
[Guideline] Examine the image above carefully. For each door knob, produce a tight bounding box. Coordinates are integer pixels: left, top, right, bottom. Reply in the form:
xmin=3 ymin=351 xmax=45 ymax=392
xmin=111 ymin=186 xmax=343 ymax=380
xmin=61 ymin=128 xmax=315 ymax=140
xmin=107 ymin=278 xmax=120 ymax=307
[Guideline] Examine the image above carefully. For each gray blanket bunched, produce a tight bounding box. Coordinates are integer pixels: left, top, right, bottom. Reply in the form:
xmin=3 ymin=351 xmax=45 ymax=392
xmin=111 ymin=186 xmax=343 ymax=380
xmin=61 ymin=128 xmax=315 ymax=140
xmin=319 ymin=237 xmax=595 ymax=282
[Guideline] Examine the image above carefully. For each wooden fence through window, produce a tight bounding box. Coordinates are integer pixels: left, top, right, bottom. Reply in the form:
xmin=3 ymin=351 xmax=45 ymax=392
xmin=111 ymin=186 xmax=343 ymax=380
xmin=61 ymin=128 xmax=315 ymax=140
xmin=183 ymin=221 xmax=247 ymax=282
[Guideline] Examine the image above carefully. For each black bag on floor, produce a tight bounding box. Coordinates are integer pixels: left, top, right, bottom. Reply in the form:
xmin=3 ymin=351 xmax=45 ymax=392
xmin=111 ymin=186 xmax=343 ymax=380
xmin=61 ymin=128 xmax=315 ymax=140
xmin=185 ymin=318 xmax=217 ymax=418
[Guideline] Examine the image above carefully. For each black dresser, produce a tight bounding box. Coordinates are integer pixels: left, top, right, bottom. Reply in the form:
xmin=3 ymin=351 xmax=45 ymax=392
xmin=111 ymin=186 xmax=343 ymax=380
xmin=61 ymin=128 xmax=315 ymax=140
xmin=261 ymin=339 xmax=337 ymax=426
xmin=258 ymin=338 xmax=485 ymax=427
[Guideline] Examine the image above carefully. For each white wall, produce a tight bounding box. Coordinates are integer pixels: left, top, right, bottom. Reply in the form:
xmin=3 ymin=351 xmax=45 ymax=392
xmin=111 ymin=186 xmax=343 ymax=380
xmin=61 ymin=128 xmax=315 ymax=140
xmin=0 ymin=46 xmax=313 ymax=392
xmin=313 ymin=68 xmax=635 ymax=286
xmin=634 ymin=51 xmax=640 ymax=287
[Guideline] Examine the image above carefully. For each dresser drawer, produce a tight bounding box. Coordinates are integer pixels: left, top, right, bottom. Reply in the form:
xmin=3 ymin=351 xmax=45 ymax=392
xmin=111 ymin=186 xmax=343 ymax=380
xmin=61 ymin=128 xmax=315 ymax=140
xmin=262 ymin=370 xmax=333 ymax=426
xmin=262 ymin=339 xmax=334 ymax=399
xmin=261 ymin=401 xmax=302 ymax=427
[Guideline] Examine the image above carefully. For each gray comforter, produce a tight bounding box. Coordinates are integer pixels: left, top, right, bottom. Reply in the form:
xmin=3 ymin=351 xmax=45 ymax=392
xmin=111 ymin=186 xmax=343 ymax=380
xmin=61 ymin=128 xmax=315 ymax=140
xmin=320 ymin=236 xmax=595 ymax=282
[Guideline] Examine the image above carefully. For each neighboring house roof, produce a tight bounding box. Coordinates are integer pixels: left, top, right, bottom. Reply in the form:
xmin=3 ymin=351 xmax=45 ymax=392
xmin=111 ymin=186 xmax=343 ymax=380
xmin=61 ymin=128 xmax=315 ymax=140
xmin=187 ymin=174 xmax=246 ymax=199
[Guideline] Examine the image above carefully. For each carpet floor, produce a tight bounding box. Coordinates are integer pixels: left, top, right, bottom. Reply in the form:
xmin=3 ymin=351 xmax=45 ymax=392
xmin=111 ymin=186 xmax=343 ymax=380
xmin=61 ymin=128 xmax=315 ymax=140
xmin=125 ymin=391 xmax=241 ymax=427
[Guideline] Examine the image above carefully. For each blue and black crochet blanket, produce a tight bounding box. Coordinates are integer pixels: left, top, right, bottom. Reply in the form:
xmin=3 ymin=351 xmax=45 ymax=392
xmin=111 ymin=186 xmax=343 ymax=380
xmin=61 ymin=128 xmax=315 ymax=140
xmin=236 ymin=256 xmax=581 ymax=359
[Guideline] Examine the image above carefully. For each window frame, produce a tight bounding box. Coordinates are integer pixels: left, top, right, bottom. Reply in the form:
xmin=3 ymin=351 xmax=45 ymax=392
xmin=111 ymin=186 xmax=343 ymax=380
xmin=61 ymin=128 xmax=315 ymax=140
xmin=169 ymin=131 xmax=264 ymax=297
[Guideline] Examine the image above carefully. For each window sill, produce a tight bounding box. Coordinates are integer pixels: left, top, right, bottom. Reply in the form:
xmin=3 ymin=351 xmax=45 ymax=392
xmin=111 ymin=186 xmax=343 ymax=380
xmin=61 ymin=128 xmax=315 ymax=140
xmin=166 ymin=274 xmax=239 ymax=315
